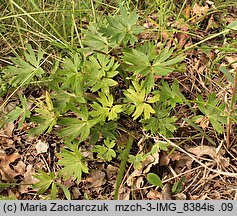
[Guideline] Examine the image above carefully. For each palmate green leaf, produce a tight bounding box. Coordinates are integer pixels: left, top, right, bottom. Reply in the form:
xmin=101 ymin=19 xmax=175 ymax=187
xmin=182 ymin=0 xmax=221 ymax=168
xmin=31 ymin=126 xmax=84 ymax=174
xmin=194 ymin=93 xmax=227 ymax=134
xmin=91 ymin=78 xmax=118 ymax=93
xmin=2 ymin=44 xmax=45 ymax=87
xmin=29 ymin=92 xmax=59 ymax=135
xmin=83 ymin=22 xmax=114 ymax=52
xmin=159 ymin=80 xmax=186 ymax=108
xmin=123 ymin=49 xmax=150 ymax=69
xmin=108 ymin=105 xmax=123 ymax=121
xmin=58 ymin=146 xmax=89 ymax=182
xmin=90 ymin=121 xmax=118 ymax=145
xmin=128 ymin=154 xmax=146 ymax=170
xmin=1 ymin=95 xmax=31 ymax=129
xmin=53 ymin=54 xmax=86 ymax=102
xmin=93 ymin=138 xmax=116 ymax=161
xmin=141 ymin=103 xmax=177 ymax=137
xmin=123 ymin=44 xmax=184 ymax=92
xmin=33 ymin=170 xmax=55 ymax=194
xmin=85 ymin=53 xmax=119 ymax=93
xmin=125 ymin=88 xmax=145 ymax=104
xmin=59 ymin=104 xmax=96 ymax=142
xmin=90 ymin=92 xmax=123 ymax=121
xmin=30 ymin=93 xmax=58 ymax=131
xmin=59 ymin=117 xmax=95 ymax=142
xmin=61 ymin=54 xmax=82 ymax=74
xmin=133 ymin=103 xmax=155 ymax=120
xmin=100 ymin=5 xmax=144 ymax=46
xmin=124 ymin=80 xmax=159 ymax=120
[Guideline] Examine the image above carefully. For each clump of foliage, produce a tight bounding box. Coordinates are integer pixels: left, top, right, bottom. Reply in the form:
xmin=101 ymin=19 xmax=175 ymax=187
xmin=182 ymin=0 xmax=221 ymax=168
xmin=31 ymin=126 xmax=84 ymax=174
xmin=1 ymin=3 xmax=235 ymax=199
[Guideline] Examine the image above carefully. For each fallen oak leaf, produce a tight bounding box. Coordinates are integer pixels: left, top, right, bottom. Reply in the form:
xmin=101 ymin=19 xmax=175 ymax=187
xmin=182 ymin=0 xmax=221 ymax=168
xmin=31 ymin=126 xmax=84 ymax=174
xmin=0 ymin=152 xmax=21 ymax=181
xmin=187 ymin=145 xmax=224 ymax=160
xmin=192 ymin=3 xmax=209 ymax=16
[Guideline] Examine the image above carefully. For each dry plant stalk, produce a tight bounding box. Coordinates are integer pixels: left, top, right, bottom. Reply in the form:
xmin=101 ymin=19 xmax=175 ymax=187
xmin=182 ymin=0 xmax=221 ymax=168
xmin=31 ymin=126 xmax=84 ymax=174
xmin=227 ymin=69 xmax=237 ymax=149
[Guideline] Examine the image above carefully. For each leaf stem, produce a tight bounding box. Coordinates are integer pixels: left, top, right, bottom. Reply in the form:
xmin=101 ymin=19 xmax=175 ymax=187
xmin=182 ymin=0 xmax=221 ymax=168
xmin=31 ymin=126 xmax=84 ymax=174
xmin=114 ymin=135 xmax=133 ymax=200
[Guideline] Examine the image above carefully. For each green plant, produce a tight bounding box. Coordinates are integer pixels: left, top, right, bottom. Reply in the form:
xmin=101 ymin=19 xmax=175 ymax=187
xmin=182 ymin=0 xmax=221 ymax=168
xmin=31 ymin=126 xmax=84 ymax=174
xmin=90 ymin=92 xmax=123 ymax=121
xmin=2 ymin=44 xmax=45 ymax=87
xmin=124 ymin=80 xmax=160 ymax=120
xmin=3 ymin=1 xmax=236 ymax=201
xmin=33 ymin=170 xmax=71 ymax=200
xmin=0 ymin=5 xmax=185 ymax=200
xmin=123 ymin=42 xmax=184 ymax=92
xmin=0 ymin=95 xmax=30 ymax=129
xmin=57 ymin=142 xmax=89 ymax=182
xmin=29 ymin=91 xmax=59 ymax=135
xmin=100 ymin=5 xmax=144 ymax=46
xmin=192 ymin=93 xmax=227 ymax=134
xmin=146 ymin=173 xmax=163 ymax=188
xmin=172 ymin=176 xmax=186 ymax=194
xmin=93 ymin=138 xmax=116 ymax=161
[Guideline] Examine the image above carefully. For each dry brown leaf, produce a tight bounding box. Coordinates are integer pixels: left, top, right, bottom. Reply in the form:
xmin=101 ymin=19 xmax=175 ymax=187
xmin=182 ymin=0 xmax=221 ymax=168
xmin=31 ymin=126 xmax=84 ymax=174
xmin=127 ymin=169 xmax=142 ymax=187
xmin=183 ymin=5 xmax=191 ymax=19
xmin=71 ymin=187 xmax=81 ymax=199
xmin=14 ymin=161 xmax=26 ymax=175
xmin=86 ymin=169 xmax=106 ymax=188
xmin=0 ymin=152 xmax=21 ymax=181
xmin=174 ymin=193 xmax=187 ymax=200
xmin=225 ymin=55 xmax=237 ymax=69
xmin=192 ymin=3 xmax=209 ymax=16
xmin=159 ymin=151 xmax=170 ymax=166
xmin=171 ymin=152 xmax=193 ymax=170
xmin=193 ymin=194 xmax=208 ymax=200
xmin=219 ymin=156 xmax=230 ymax=168
xmin=147 ymin=189 xmax=162 ymax=200
xmin=19 ymin=165 xmax=38 ymax=194
xmin=118 ymin=187 xmax=131 ymax=200
xmin=106 ymin=165 xmax=118 ymax=180
xmin=195 ymin=116 xmax=209 ymax=129
xmin=135 ymin=176 xmax=144 ymax=189
xmin=175 ymin=21 xmax=190 ymax=47
xmin=35 ymin=140 xmax=49 ymax=154
xmin=23 ymin=165 xmax=38 ymax=184
xmin=0 ymin=122 xmax=14 ymax=138
xmin=143 ymin=152 xmax=159 ymax=174
xmin=187 ymin=145 xmax=224 ymax=159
